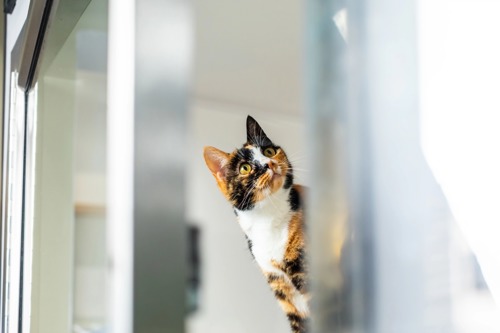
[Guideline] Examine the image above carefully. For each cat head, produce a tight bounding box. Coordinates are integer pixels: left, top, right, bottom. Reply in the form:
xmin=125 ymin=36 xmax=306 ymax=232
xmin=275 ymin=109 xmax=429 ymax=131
xmin=203 ymin=116 xmax=293 ymax=210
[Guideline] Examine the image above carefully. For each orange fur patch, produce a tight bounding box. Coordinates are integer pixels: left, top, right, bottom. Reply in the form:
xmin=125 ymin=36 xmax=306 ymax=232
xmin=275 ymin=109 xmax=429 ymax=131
xmin=285 ymin=211 xmax=305 ymax=261
xmin=266 ymin=273 xmax=306 ymax=317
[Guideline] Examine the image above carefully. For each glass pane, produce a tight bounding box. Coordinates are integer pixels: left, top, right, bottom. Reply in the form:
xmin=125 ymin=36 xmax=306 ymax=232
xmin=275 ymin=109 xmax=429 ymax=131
xmin=30 ymin=1 xmax=108 ymax=332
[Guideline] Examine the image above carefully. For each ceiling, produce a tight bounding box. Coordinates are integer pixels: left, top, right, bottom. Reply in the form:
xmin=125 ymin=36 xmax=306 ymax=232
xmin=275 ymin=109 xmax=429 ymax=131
xmin=193 ymin=0 xmax=304 ymax=115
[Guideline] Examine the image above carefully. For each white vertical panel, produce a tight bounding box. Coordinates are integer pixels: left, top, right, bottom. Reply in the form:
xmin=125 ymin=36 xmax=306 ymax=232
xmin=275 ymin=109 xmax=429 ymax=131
xmin=108 ymin=0 xmax=192 ymax=332
xmin=107 ymin=0 xmax=135 ymax=332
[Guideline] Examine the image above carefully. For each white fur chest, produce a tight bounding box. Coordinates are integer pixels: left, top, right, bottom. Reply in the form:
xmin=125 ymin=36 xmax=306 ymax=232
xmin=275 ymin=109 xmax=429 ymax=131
xmin=235 ymin=188 xmax=291 ymax=273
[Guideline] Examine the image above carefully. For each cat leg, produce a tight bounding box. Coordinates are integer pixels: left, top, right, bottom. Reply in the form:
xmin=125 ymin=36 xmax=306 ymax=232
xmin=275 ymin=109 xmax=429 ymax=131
xmin=266 ymin=272 xmax=309 ymax=333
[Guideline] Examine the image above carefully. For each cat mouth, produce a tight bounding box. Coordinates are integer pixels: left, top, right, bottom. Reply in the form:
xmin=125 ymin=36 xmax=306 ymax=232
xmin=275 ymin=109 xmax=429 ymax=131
xmin=270 ymin=170 xmax=282 ymax=181
xmin=255 ymin=169 xmax=283 ymax=190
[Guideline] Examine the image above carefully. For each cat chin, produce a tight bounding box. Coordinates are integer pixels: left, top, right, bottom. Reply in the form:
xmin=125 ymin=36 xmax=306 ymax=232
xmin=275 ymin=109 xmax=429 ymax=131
xmin=269 ymin=174 xmax=285 ymax=192
xmin=254 ymin=177 xmax=285 ymax=202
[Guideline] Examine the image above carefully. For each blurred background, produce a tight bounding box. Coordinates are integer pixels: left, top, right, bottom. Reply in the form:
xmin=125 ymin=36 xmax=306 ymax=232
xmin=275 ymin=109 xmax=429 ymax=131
xmin=0 ymin=0 xmax=499 ymax=333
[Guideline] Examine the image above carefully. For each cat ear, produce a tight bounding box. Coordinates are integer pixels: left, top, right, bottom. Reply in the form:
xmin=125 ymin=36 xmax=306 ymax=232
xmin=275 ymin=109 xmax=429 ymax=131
xmin=203 ymin=146 xmax=230 ymax=183
xmin=246 ymin=115 xmax=272 ymax=147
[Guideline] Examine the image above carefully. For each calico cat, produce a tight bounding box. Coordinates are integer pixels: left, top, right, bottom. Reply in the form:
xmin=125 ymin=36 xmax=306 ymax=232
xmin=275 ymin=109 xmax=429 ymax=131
xmin=203 ymin=116 xmax=309 ymax=333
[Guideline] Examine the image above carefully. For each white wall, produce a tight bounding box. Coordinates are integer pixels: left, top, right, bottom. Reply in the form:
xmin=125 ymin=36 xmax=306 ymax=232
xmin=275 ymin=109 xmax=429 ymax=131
xmin=186 ymin=100 xmax=306 ymax=333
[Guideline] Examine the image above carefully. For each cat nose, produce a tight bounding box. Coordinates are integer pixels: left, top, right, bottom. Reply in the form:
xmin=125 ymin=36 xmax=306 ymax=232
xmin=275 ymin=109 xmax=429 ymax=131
xmin=267 ymin=160 xmax=277 ymax=169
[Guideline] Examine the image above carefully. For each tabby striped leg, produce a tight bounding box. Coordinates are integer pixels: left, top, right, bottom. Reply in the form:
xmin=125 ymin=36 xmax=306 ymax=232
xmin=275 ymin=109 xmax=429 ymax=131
xmin=267 ymin=273 xmax=309 ymax=333
xmin=287 ymin=313 xmax=309 ymax=333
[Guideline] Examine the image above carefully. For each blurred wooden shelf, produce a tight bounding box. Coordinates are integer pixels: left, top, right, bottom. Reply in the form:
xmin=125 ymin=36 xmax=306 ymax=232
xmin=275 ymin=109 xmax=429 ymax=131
xmin=75 ymin=203 xmax=106 ymax=216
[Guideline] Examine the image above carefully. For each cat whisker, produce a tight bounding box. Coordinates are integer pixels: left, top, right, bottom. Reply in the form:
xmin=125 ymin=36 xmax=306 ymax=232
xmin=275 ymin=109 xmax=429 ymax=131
xmin=240 ymin=186 xmax=254 ymax=208
xmin=265 ymin=188 xmax=281 ymax=212
xmin=286 ymin=154 xmax=307 ymax=161
xmin=286 ymin=154 xmax=306 ymax=161
xmin=275 ymin=162 xmax=309 ymax=174
xmin=287 ymin=154 xmax=306 ymax=158
xmin=287 ymin=160 xmax=307 ymax=168
xmin=276 ymin=161 xmax=292 ymax=169
xmin=286 ymin=150 xmax=305 ymax=156
xmin=288 ymin=166 xmax=308 ymax=173
xmin=240 ymin=182 xmax=257 ymax=209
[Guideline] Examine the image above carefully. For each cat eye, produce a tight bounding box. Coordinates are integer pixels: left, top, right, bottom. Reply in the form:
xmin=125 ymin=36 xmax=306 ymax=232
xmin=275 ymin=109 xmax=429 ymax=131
xmin=263 ymin=147 xmax=277 ymax=158
xmin=239 ymin=163 xmax=252 ymax=175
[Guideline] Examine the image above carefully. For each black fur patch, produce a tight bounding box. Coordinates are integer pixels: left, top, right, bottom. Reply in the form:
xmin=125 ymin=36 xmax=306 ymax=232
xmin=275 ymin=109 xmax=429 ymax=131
xmin=245 ymin=235 xmax=254 ymax=258
xmin=236 ymin=147 xmax=254 ymax=162
xmin=287 ymin=313 xmax=309 ymax=333
xmin=274 ymin=289 xmax=287 ymax=300
xmin=228 ymin=147 xmax=272 ymax=211
xmin=284 ymin=161 xmax=294 ymax=189
xmin=267 ymin=274 xmax=280 ymax=283
xmin=285 ymin=252 xmax=303 ymax=276
xmin=291 ymin=275 xmax=306 ymax=293
xmin=284 ymin=249 xmax=308 ymax=292
xmin=247 ymin=116 xmax=273 ymax=147
xmin=284 ymin=174 xmax=293 ymax=189
xmin=288 ymin=187 xmax=301 ymax=211
xmin=229 ymin=175 xmax=256 ymax=210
